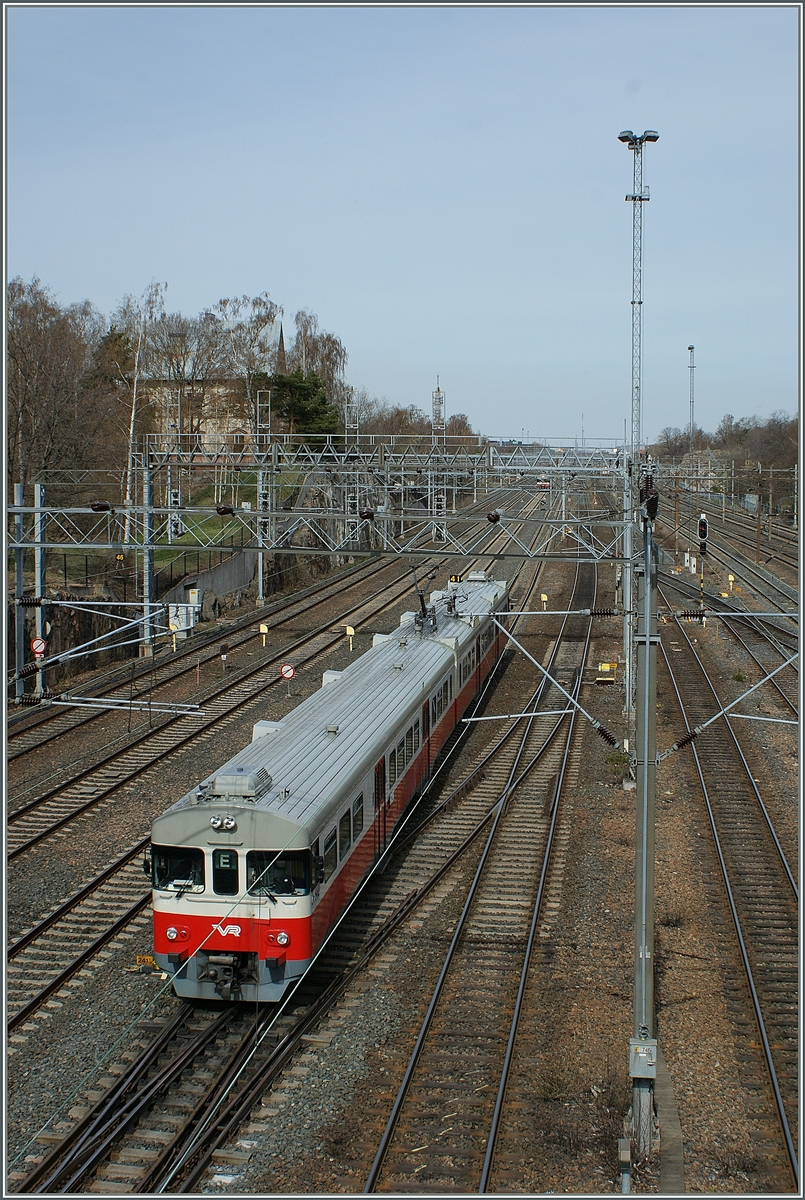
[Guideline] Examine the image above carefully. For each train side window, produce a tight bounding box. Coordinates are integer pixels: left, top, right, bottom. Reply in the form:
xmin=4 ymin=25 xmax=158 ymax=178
xmin=323 ymin=829 xmax=337 ymax=880
xmin=339 ymin=809 xmax=352 ymax=859
xmin=247 ymin=850 xmax=310 ymax=895
xmin=397 ymin=738 xmax=406 ymax=772
xmin=388 ymin=748 xmax=397 ymax=786
xmin=406 ymin=727 xmax=413 ymax=760
xmin=413 ymin=719 xmax=420 ymax=751
xmin=152 ymin=845 xmax=205 ymax=893
xmin=352 ymin=794 xmax=364 ymax=838
xmin=448 ymin=675 xmax=453 ymax=702
xmin=212 ymin=849 xmax=239 ymax=895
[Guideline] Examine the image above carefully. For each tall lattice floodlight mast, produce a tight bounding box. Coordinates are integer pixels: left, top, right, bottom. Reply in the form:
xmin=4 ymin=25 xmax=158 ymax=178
xmin=431 ymin=378 xmax=445 ymax=448
xmin=619 ymin=130 xmax=659 ymax=463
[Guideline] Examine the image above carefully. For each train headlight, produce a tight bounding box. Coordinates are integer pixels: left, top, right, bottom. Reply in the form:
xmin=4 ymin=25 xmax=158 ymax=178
xmin=210 ymin=815 xmax=223 ymax=830
xmin=166 ymin=927 xmax=179 ymax=941
xmin=222 ymin=815 xmax=237 ymax=831
xmin=275 ymin=931 xmax=290 ymax=946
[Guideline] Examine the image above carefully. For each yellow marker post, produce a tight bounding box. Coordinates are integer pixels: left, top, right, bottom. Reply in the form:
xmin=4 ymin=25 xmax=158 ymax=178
xmin=541 ymin=593 xmax=548 ymax=611
xmin=169 ymin=622 xmax=178 ymax=653
xmin=260 ymin=623 xmax=268 ymax=648
xmin=728 ymin=574 xmax=735 ymax=592
xmin=345 ymin=625 xmax=355 ymax=651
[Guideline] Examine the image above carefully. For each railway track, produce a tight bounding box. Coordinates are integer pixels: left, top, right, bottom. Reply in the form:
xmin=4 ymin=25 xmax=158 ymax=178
xmin=7 ymin=842 xmax=151 ymax=1033
xmin=363 ymin=564 xmax=598 ymax=1193
xmin=6 ymin=556 xmax=398 ymax=757
xmin=7 ymin=487 xmax=519 ymax=752
xmin=693 ymin=499 xmax=798 ymax=567
xmin=658 ymin=572 xmax=798 ymax=718
xmin=9 ymin=552 xmax=561 ymax=1192
xmin=672 ymin=509 xmax=797 ymax=612
xmin=6 ymin=569 xmax=432 ymax=860
xmin=6 ymin=501 xmax=555 ymax=1044
xmin=7 ymin=488 xmax=556 ymax=864
xmin=658 ymin=604 xmax=798 ymax=1187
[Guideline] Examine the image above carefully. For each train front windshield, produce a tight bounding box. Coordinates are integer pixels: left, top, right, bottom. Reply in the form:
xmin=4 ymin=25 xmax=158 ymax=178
xmin=152 ymin=845 xmax=205 ymax=892
xmin=247 ymin=850 xmax=310 ymax=896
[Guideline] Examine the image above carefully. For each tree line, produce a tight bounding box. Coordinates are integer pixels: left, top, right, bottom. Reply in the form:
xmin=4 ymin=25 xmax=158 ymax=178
xmin=8 ymin=277 xmax=480 ymax=501
xmin=652 ymin=411 xmax=797 ymax=471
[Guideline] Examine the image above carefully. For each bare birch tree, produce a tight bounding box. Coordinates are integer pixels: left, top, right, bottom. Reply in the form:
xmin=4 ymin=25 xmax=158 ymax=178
xmin=210 ymin=293 xmax=281 ymax=435
xmin=111 ymin=282 xmax=166 ymax=538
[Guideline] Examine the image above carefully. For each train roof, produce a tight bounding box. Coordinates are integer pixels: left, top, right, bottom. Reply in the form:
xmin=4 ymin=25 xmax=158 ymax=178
xmin=154 ymin=574 xmax=507 ymax=841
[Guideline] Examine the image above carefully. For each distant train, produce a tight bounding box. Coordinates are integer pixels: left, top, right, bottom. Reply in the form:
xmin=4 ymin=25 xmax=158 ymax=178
xmin=147 ymin=571 xmax=509 ymax=1001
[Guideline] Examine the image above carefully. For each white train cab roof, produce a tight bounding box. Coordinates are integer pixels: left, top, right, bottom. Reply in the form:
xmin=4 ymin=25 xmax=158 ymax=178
xmin=152 ymin=574 xmax=507 ymax=847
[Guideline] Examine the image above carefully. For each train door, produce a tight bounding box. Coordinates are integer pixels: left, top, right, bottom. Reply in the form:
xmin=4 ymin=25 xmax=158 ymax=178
xmin=373 ymin=757 xmax=386 ymax=858
xmin=476 ymin=634 xmax=482 ymax=690
xmin=422 ymin=701 xmax=430 ymax=778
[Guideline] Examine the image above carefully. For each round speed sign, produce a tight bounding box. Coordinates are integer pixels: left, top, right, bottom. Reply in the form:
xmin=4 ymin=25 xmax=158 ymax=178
xmin=279 ymin=663 xmax=295 ymax=681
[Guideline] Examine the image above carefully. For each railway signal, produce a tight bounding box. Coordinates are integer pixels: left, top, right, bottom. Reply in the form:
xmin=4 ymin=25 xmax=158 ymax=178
xmin=30 ymin=637 xmax=46 ymax=658
xmin=698 ymin=513 xmax=708 ymax=555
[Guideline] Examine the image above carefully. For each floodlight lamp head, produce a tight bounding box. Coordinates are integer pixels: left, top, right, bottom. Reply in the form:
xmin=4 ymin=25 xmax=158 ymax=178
xmin=643 ymin=130 xmax=659 ymax=141
xmin=618 ymin=130 xmax=635 ymax=143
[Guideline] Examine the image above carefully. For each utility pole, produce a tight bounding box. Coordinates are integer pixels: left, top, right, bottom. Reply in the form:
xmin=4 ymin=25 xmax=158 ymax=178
xmin=619 ymin=129 xmax=657 ymax=722
xmin=687 ymin=345 xmax=695 ymax=461
xmin=631 ymin=474 xmax=659 ymax=1159
xmin=142 ymin=458 xmax=154 ymax=656
xmin=622 ymin=458 xmax=633 ymax=718
xmin=34 ymin=482 xmax=47 ymax=694
xmin=14 ymin=483 xmax=26 ymax=701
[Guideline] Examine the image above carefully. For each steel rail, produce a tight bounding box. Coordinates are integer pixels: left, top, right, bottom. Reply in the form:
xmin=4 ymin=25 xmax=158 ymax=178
xmin=6 ymin=556 xmax=397 ymax=749
xmin=660 ymin=591 xmax=798 ymax=899
xmin=20 ymin=1007 xmax=234 ymax=1194
xmin=7 ymin=839 xmax=150 ymax=958
xmin=6 ymin=566 xmax=459 ymax=862
xmin=363 ymin=562 xmax=593 ymax=1193
xmin=659 ymin=566 xmax=798 ymax=662
xmin=479 ymin=572 xmax=595 ymax=1190
xmin=11 ymin=492 xmax=559 ymax=1192
xmin=7 ymin=568 xmax=428 ymax=824
xmin=659 ymin=638 xmax=798 ymax=1188
xmin=6 ymin=486 xmax=515 ymax=726
xmin=8 ymin=491 xmax=551 ymax=865
xmin=7 ymin=896 xmax=151 ymax=1033
xmin=150 ymin=503 xmax=561 ymax=1193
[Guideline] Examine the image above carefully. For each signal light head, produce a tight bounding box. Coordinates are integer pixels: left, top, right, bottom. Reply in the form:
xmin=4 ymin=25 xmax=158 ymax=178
xmin=216 ymin=505 xmax=235 ymax=516
xmin=487 ymin=510 xmax=501 ymax=524
xmin=697 ymin=515 xmax=708 ymax=540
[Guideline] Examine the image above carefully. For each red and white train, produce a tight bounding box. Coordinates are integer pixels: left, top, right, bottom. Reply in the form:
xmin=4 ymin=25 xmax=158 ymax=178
xmin=148 ymin=571 xmax=509 ymax=1001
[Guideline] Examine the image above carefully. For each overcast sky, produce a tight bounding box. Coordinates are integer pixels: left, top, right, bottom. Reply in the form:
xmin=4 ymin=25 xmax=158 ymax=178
xmin=6 ymin=4 xmax=799 ymax=443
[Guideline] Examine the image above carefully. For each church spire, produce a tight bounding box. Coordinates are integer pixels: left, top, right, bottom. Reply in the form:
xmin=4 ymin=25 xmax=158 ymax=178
xmin=276 ymin=322 xmax=287 ymax=374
